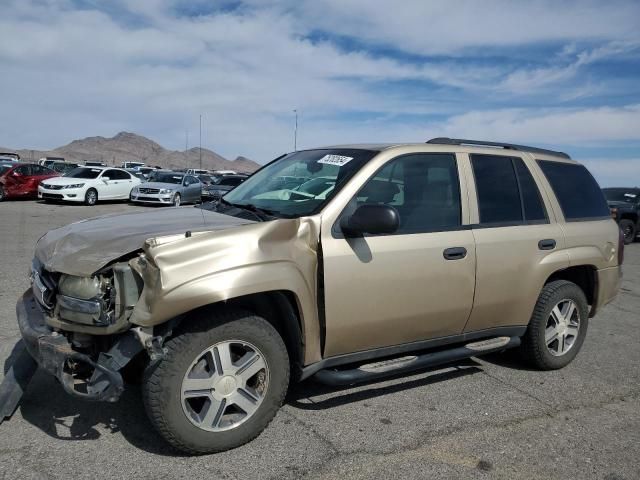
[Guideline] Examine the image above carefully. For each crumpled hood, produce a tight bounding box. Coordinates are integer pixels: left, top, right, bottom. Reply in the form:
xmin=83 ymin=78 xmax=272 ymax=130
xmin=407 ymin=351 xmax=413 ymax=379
xmin=35 ymin=207 xmax=254 ymax=276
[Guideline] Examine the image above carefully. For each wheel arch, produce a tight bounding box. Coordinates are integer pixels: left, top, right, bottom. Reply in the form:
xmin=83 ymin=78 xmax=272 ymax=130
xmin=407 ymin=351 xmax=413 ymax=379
xmin=165 ymin=290 xmax=306 ymax=381
xmin=544 ymin=264 xmax=598 ymax=315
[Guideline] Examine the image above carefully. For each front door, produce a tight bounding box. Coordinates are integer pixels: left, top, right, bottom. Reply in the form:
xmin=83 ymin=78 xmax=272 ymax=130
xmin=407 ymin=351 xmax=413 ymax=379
xmin=320 ymin=153 xmax=476 ymax=358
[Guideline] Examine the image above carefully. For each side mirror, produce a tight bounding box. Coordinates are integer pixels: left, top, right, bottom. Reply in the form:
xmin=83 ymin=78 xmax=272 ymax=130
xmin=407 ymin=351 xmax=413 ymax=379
xmin=12 ymin=171 xmax=22 ymax=177
xmin=340 ymin=204 xmax=399 ymax=236
xmin=102 ymin=176 xmax=110 ymax=182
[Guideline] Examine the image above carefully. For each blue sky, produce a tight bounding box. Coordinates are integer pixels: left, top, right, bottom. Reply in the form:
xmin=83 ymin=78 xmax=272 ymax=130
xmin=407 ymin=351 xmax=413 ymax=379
xmin=1 ymin=0 xmax=639 ymax=185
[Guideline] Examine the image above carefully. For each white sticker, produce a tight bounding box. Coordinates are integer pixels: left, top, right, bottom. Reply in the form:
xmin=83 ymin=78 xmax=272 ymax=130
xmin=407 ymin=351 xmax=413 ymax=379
xmin=624 ymin=193 xmax=637 ymax=198
xmin=317 ymin=154 xmax=353 ymax=166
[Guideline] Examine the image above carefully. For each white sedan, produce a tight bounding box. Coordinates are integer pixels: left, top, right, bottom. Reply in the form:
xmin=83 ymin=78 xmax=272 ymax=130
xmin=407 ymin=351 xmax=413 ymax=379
xmin=38 ymin=166 xmax=141 ymax=205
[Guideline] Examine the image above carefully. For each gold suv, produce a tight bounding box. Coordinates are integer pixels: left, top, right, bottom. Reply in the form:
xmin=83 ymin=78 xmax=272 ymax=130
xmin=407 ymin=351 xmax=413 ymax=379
xmin=8 ymin=138 xmax=622 ymax=454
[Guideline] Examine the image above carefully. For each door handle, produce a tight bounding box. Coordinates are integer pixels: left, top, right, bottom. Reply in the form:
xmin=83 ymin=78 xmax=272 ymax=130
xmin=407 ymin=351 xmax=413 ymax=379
xmin=538 ymin=239 xmax=556 ymax=250
xmin=443 ymin=247 xmax=467 ymax=260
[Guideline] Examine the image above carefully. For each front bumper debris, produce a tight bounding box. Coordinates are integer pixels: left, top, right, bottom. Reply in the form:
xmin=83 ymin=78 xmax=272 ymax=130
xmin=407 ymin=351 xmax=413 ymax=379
xmin=15 ymin=290 xmax=143 ymax=403
xmin=0 ymin=341 xmax=38 ymax=424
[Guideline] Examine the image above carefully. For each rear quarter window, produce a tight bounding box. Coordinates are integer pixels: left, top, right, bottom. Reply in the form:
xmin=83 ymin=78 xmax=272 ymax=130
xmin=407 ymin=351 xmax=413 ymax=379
xmin=537 ymin=160 xmax=609 ymax=221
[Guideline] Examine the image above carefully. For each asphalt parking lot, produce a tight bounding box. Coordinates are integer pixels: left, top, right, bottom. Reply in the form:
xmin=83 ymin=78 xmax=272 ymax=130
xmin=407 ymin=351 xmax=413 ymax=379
xmin=0 ymin=200 xmax=638 ymax=480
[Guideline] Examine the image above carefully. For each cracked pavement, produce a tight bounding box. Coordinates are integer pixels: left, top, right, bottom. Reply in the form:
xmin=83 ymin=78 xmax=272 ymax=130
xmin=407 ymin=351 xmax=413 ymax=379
xmin=1 ymin=201 xmax=638 ymax=479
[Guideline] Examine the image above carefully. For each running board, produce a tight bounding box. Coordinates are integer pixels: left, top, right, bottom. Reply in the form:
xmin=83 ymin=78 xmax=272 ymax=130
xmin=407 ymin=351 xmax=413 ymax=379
xmin=313 ymin=336 xmax=520 ymax=386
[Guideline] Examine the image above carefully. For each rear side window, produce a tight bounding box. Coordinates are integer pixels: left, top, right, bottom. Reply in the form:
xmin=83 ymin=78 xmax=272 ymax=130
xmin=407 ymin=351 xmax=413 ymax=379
xmin=471 ymin=155 xmax=547 ymax=225
xmin=537 ymin=160 xmax=609 ymax=221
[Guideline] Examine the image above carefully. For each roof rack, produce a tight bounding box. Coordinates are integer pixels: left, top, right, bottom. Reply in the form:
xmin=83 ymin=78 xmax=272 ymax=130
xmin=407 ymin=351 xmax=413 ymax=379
xmin=426 ymin=137 xmax=571 ymax=159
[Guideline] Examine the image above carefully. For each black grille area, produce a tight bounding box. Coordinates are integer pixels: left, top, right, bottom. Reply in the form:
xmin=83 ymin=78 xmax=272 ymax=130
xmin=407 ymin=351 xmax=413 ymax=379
xmin=138 ymin=188 xmax=160 ymax=194
xmin=41 ymin=184 xmax=64 ymax=190
xmin=42 ymin=193 xmax=64 ymax=199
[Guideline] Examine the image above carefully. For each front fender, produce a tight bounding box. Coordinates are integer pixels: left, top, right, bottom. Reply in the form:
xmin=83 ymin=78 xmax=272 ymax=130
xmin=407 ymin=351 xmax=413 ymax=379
xmin=128 ymin=216 xmax=323 ymax=364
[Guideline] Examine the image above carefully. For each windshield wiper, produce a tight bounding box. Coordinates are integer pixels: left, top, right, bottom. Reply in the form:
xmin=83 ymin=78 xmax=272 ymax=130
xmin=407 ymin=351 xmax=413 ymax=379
xmin=221 ymin=199 xmax=278 ymax=220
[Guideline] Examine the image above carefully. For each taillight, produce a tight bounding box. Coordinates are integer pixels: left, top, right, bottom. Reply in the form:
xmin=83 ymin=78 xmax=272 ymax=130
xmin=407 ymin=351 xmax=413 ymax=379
xmin=618 ymin=226 xmax=625 ymax=265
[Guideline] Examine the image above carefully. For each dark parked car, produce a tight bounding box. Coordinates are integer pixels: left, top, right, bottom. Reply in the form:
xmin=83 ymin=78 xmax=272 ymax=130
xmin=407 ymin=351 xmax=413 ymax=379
xmin=603 ymin=187 xmax=639 ymax=244
xmin=202 ymin=174 xmax=247 ymax=201
xmin=0 ymin=163 xmax=59 ymax=201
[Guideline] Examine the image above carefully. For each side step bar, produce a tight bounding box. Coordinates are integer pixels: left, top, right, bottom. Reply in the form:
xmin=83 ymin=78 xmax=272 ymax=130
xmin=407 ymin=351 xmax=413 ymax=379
xmin=313 ymin=336 xmax=520 ymax=386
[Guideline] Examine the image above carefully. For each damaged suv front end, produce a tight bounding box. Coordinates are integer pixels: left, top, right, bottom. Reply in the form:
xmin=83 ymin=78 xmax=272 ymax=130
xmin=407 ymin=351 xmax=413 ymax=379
xmin=14 ymin=206 xmax=257 ymax=403
xmin=19 ymin=257 xmax=147 ymax=402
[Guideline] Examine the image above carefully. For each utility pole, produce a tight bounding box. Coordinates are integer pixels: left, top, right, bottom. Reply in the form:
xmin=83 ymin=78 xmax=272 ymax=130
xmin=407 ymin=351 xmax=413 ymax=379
xmin=185 ymin=130 xmax=189 ymax=152
xmin=199 ymin=114 xmax=202 ymax=170
xmin=293 ymin=109 xmax=298 ymax=151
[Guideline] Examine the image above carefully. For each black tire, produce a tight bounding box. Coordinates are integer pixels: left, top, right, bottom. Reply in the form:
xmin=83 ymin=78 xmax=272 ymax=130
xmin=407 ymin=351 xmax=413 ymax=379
xmin=172 ymin=193 xmax=181 ymax=207
xmin=619 ymin=219 xmax=636 ymax=245
xmin=142 ymin=309 xmax=289 ymax=454
xmin=84 ymin=188 xmax=98 ymax=206
xmin=519 ymin=280 xmax=589 ymax=370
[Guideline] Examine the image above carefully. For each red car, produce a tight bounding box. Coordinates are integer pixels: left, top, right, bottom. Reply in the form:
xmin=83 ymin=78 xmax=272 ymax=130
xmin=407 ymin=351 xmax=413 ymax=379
xmin=0 ymin=163 xmax=59 ymax=201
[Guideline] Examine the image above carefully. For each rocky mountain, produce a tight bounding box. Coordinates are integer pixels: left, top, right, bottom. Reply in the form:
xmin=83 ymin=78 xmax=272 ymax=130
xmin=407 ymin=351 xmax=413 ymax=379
xmin=2 ymin=132 xmax=260 ymax=172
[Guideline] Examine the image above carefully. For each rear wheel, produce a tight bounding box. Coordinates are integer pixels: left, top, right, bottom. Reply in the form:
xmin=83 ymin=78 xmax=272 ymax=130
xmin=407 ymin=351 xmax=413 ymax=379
xmin=619 ymin=219 xmax=636 ymax=244
xmin=84 ymin=188 xmax=98 ymax=206
xmin=519 ymin=280 xmax=589 ymax=370
xmin=142 ymin=309 xmax=289 ymax=454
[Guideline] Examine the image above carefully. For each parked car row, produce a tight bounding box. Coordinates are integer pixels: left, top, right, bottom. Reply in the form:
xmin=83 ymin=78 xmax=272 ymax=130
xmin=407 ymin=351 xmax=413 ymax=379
xmin=0 ymin=159 xmax=251 ymax=206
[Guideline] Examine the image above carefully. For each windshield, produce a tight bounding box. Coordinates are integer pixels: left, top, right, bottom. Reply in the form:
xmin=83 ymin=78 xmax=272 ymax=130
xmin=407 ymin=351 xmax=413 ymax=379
xmin=603 ymin=188 xmax=638 ymax=203
xmin=223 ymin=149 xmax=377 ymax=217
xmin=151 ymin=172 xmax=184 ymax=184
xmin=0 ymin=164 xmax=12 ymax=175
xmin=66 ymin=167 xmax=103 ymax=179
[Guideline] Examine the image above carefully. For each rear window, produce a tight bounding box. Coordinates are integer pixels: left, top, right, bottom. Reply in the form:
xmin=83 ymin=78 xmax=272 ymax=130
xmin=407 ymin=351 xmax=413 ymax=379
xmin=537 ymin=160 xmax=609 ymax=221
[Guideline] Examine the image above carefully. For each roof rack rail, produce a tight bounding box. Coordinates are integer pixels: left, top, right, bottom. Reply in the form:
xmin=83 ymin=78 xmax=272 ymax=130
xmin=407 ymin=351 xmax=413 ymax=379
xmin=426 ymin=137 xmax=571 ymax=159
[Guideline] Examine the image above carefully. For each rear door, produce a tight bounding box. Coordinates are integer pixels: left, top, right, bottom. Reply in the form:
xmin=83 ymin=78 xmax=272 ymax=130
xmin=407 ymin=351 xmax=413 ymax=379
xmin=321 ymin=152 xmax=476 ymax=357
xmin=462 ymin=153 xmax=568 ymax=333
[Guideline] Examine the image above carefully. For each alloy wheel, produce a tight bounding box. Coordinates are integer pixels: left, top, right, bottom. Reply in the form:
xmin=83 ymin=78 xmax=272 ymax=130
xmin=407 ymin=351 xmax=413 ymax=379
xmin=545 ymin=299 xmax=580 ymax=356
xmin=181 ymin=340 xmax=269 ymax=432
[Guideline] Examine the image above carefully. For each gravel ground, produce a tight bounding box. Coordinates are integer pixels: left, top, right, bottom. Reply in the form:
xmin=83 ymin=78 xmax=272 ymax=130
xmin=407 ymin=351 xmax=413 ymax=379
xmin=0 ymin=199 xmax=638 ymax=480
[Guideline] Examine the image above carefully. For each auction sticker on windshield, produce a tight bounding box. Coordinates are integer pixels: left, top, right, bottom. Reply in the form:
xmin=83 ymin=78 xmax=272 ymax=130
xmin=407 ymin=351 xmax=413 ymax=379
xmin=317 ymin=154 xmax=353 ymax=166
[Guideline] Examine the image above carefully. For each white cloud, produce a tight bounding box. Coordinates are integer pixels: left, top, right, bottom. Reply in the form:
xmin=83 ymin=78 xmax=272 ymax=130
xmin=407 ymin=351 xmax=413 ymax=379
xmin=435 ymin=105 xmax=640 ymax=145
xmin=0 ymin=0 xmax=638 ymax=167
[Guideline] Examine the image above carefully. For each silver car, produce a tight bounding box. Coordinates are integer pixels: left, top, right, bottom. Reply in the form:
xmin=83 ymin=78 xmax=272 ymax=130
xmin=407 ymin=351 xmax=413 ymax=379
xmin=130 ymin=171 xmax=201 ymax=206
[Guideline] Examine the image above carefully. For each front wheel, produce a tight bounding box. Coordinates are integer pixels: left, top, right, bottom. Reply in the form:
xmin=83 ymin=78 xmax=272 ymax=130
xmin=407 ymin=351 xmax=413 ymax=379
xmin=142 ymin=309 xmax=290 ymax=454
xmin=619 ymin=219 xmax=636 ymax=244
xmin=519 ymin=280 xmax=589 ymax=370
xmin=84 ymin=188 xmax=98 ymax=206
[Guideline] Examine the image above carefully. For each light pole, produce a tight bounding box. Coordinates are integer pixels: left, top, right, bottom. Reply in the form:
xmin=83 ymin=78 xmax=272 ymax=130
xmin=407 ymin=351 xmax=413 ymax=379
xmin=199 ymin=114 xmax=202 ymax=170
xmin=293 ymin=109 xmax=298 ymax=151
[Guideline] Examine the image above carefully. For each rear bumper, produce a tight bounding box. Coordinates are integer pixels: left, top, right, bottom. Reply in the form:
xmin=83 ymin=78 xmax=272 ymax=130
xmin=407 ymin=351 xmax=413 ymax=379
xmin=592 ymin=266 xmax=623 ymax=317
xmin=16 ymin=290 xmax=125 ymax=402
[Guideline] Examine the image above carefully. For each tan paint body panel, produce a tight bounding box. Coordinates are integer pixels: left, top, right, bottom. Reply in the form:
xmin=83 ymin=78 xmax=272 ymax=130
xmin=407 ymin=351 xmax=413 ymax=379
xmin=322 ymin=230 xmax=476 ymax=357
xmin=128 ymin=218 xmax=324 ymax=365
